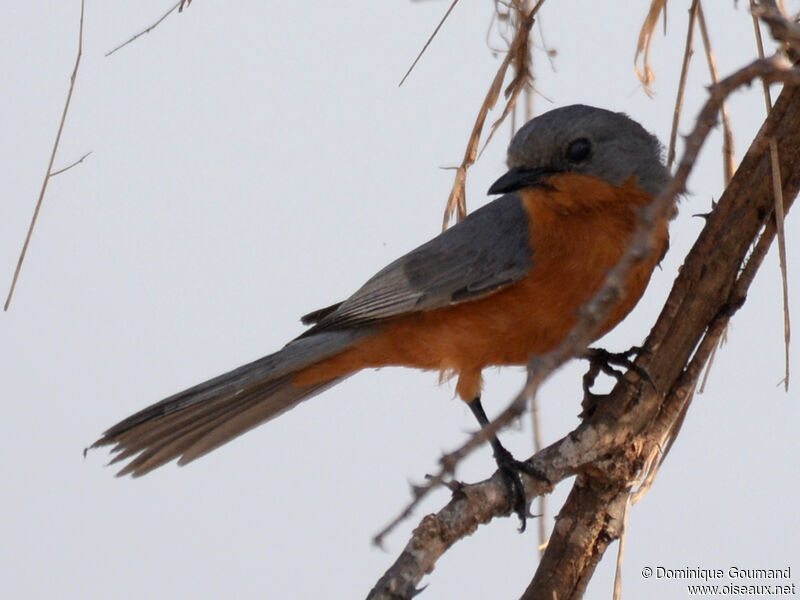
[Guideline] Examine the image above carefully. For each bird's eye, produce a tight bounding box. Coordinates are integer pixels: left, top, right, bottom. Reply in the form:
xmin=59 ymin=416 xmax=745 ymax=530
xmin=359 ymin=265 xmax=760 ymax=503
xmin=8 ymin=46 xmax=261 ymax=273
xmin=565 ymin=138 xmax=592 ymax=163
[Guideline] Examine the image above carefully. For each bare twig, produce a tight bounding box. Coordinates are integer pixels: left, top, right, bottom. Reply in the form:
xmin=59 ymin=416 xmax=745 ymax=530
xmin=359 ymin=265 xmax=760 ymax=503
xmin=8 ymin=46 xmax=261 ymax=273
xmin=50 ymin=151 xmax=92 ymax=177
xmin=5 ymin=0 xmax=85 ymax=312
xmin=530 ymin=394 xmax=547 ymax=555
xmin=441 ymin=1 xmax=544 ymax=229
xmin=694 ymin=0 xmax=736 ymax=391
xmin=479 ymin=0 xmax=542 ymax=157
xmin=612 ymin=503 xmax=630 ymax=600
xmin=768 ymin=139 xmax=791 ymax=390
xmin=105 ymin=0 xmax=186 ymax=57
xmin=613 ymin=446 xmax=658 ymax=600
xmin=697 ymin=2 xmax=736 ymax=183
xmin=751 ymin=0 xmax=791 ymax=391
xmin=399 ymin=0 xmax=462 ymax=87
xmin=523 ymin=3 xmax=536 ymax=123
xmin=668 ymin=0 xmax=699 ymax=169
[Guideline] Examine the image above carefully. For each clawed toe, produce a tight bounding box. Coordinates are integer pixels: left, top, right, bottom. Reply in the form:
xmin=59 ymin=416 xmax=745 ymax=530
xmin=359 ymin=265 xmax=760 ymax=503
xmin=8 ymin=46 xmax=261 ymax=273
xmin=582 ymin=346 xmax=655 ymax=395
xmin=492 ymin=444 xmax=548 ymax=531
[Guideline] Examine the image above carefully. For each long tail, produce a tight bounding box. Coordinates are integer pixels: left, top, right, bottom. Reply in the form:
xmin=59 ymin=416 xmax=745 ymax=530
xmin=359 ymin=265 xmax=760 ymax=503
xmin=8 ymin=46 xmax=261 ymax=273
xmin=91 ymin=329 xmax=369 ymax=477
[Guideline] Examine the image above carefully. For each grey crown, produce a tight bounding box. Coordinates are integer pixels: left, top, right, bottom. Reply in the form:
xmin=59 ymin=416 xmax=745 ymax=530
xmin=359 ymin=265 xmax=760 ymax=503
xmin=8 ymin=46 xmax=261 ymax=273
xmin=507 ymin=104 xmax=670 ymax=196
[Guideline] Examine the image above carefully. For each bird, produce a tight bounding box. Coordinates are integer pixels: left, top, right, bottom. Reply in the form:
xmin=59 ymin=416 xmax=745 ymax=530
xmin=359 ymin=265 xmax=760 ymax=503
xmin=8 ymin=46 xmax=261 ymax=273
xmin=91 ymin=104 xmax=671 ymax=526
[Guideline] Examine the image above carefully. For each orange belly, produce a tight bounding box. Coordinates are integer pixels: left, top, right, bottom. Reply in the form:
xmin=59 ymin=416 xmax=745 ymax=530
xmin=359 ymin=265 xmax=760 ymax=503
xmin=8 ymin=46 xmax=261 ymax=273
xmin=293 ymin=174 xmax=669 ymax=401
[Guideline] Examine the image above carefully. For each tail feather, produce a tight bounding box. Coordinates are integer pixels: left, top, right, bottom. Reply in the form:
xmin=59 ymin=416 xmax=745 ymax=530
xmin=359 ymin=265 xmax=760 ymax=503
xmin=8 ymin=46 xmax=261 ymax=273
xmin=106 ymin=391 xmax=254 ymax=467
xmin=92 ymin=330 xmax=368 ymax=476
xmin=177 ymin=376 xmax=344 ymax=466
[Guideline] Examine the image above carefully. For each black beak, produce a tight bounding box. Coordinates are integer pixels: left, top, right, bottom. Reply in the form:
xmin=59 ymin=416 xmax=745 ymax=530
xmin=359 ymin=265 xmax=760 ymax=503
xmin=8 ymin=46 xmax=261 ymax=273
xmin=487 ymin=167 xmax=554 ymax=195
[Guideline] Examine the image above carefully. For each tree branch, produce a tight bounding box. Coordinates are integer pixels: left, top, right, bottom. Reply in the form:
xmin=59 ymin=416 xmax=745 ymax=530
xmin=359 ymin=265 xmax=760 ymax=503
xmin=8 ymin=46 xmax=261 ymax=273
xmin=367 ymin=62 xmax=800 ymax=600
xmin=373 ymin=55 xmax=800 ymax=549
xmin=752 ymin=0 xmax=800 ymax=53
xmin=521 ymin=76 xmax=800 ymax=600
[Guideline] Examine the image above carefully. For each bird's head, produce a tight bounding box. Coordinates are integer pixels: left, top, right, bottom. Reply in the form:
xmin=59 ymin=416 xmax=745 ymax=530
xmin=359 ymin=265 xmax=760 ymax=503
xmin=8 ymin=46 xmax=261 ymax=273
xmin=488 ymin=104 xmax=670 ymax=197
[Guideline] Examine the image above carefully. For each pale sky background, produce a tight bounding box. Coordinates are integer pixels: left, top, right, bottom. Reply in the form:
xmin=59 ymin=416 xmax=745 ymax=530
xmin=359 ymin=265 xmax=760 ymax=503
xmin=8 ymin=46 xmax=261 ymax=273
xmin=2 ymin=2 xmax=799 ymax=599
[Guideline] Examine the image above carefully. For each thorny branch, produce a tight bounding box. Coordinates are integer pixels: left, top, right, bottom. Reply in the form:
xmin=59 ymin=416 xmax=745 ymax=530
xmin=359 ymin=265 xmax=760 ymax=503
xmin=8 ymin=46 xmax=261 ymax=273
xmin=519 ymin=76 xmax=800 ymax=600
xmin=753 ymin=0 xmax=800 ymax=51
xmin=368 ymin=57 xmax=800 ymax=599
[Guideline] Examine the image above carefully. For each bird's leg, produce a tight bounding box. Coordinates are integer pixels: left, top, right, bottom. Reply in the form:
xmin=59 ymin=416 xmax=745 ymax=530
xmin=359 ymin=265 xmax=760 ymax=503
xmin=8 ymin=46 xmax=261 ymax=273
xmin=467 ymin=396 xmax=548 ymax=532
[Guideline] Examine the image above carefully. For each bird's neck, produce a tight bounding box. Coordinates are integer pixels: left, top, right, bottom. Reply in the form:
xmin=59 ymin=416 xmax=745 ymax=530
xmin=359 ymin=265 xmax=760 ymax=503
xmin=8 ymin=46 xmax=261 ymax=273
xmin=522 ymin=173 xmax=655 ymax=217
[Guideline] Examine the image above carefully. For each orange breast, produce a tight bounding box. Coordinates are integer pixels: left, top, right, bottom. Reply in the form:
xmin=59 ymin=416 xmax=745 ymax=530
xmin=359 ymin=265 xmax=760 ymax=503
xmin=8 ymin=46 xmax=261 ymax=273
xmin=293 ymin=173 xmax=669 ymax=400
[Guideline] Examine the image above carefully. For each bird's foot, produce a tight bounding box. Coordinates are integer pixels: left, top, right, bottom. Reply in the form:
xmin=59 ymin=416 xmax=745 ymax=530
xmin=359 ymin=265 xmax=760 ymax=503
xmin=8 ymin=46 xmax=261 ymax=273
xmin=580 ymin=346 xmax=655 ymax=415
xmin=582 ymin=346 xmax=654 ymax=391
xmin=491 ymin=442 xmax=548 ymax=532
xmin=467 ymin=396 xmax=547 ymax=531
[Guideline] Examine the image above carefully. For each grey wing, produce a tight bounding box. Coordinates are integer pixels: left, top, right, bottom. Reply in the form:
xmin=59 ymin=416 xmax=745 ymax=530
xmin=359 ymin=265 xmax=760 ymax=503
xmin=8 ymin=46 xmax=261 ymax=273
xmin=307 ymin=193 xmax=533 ymax=332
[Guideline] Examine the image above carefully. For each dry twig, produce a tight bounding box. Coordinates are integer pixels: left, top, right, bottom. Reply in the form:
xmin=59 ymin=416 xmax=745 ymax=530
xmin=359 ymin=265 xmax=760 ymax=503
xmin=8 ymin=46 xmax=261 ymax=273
xmin=635 ymin=0 xmax=669 ymax=95
xmin=106 ymin=0 xmax=188 ymax=57
xmin=441 ymin=1 xmax=545 ymax=229
xmin=5 ymin=0 xmax=87 ymax=312
xmin=697 ymin=2 xmax=736 ymax=183
xmin=750 ymin=0 xmax=792 ymax=391
xmin=50 ymin=151 xmax=92 ymax=177
xmin=667 ymin=0 xmax=698 ymax=168
xmin=399 ymin=0 xmax=462 ymax=87
xmin=694 ymin=0 xmax=736 ymax=392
